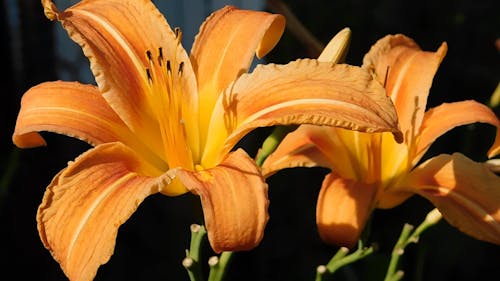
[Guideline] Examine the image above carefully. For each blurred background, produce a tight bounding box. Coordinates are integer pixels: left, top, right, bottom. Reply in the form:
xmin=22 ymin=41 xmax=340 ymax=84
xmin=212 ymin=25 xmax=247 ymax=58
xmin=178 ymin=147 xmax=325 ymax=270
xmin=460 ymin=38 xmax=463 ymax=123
xmin=1 ymin=0 xmax=499 ymax=280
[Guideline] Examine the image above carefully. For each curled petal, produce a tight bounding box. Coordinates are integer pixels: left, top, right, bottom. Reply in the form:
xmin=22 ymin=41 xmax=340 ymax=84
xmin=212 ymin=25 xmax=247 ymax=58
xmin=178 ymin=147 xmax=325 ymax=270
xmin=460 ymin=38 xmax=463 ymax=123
xmin=37 ymin=142 xmax=168 ymax=281
xmin=13 ymin=81 xmax=131 ymax=147
xmin=42 ymin=0 xmax=198 ymax=155
xmin=12 ymin=81 xmax=167 ymax=170
xmin=176 ymin=149 xmax=268 ymax=253
xmin=316 ymin=172 xmax=378 ymax=248
xmin=400 ymin=153 xmax=500 ymax=245
xmin=362 ymin=34 xmax=447 ymax=136
xmin=191 ymin=5 xmax=285 ymax=146
xmin=416 ymin=100 xmax=500 ymax=162
xmin=203 ymin=59 xmax=402 ymax=166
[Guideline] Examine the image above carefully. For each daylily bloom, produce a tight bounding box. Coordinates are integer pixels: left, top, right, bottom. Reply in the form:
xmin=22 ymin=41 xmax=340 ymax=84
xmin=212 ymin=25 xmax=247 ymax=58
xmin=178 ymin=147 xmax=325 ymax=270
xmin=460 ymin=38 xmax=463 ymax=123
xmin=12 ymin=0 xmax=402 ymax=280
xmin=263 ymin=34 xmax=500 ymax=248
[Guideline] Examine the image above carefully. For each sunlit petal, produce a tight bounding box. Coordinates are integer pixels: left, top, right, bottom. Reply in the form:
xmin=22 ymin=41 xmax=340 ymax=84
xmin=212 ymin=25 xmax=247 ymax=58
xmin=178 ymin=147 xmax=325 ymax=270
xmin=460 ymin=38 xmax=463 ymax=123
xmin=13 ymin=81 xmax=125 ymax=147
xmin=362 ymin=34 xmax=447 ymax=137
xmin=400 ymin=153 xmax=500 ymax=245
xmin=37 ymin=142 xmax=169 ymax=281
xmin=42 ymin=0 xmax=199 ymax=159
xmin=12 ymin=81 xmax=167 ymax=170
xmin=203 ymin=59 xmax=402 ymax=166
xmin=176 ymin=149 xmax=268 ymax=253
xmin=316 ymin=172 xmax=378 ymax=248
xmin=191 ymin=5 xmax=285 ymax=149
xmin=416 ymin=100 xmax=500 ymax=162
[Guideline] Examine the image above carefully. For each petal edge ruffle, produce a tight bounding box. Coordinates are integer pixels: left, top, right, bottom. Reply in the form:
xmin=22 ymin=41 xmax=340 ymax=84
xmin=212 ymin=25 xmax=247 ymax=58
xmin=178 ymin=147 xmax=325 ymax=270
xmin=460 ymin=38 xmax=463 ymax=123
xmin=37 ymin=142 xmax=168 ymax=281
xmin=400 ymin=153 xmax=500 ymax=245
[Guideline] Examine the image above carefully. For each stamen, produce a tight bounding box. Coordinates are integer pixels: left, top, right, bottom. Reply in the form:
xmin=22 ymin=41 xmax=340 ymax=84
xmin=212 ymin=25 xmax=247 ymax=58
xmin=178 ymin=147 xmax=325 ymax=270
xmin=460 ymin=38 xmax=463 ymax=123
xmin=174 ymin=27 xmax=182 ymax=42
xmin=143 ymin=45 xmax=193 ymax=168
xmin=166 ymin=60 xmax=172 ymax=74
xmin=158 ymin=47 xmax=163 ymax=66
xmin=146 ymin=50 xmax=153 ymax=63
xmin=178 ymin=62 xmax=184 ymax=76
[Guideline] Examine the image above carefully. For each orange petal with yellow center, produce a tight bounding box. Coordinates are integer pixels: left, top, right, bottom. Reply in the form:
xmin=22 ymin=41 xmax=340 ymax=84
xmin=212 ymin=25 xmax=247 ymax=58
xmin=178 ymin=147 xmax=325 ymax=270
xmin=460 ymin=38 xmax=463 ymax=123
xmin=42 ymin=0 xmax=199 ymax=159
xmin=13 ymin=81 xmax=127 ymax=148
xmin=176 ymin=149 xmax=268 ymax=253
xmin=400 ymin=153 xmax=500 ymax=245
xmin=37 ymin=142 xmax=169 ymax=281
xmin=191 ymin=5 xmax=285 ymax=148
xmin=203 ymin=59 xmax=402 ymax=166
xmin=362 ymin=34 xmax=447 ymax=137
xmin=12 ymin=81 xmax=167 ymax=170
xmin=316 ymin=172 xmax=378 ymax=248
xmin=416 ymin=100 xmax=500 ymax=162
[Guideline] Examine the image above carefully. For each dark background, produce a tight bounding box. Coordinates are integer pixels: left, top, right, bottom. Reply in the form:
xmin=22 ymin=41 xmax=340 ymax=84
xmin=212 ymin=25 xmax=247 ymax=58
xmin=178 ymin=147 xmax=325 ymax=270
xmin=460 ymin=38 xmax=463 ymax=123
xmin=1 ymin=0 xmax=499 ymax=280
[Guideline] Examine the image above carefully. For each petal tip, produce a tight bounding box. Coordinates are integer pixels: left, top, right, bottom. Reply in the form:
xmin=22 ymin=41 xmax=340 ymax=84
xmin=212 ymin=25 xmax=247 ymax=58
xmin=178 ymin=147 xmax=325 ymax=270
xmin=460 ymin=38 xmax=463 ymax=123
xmin=42 ymin=0 xmax=60 ymax=21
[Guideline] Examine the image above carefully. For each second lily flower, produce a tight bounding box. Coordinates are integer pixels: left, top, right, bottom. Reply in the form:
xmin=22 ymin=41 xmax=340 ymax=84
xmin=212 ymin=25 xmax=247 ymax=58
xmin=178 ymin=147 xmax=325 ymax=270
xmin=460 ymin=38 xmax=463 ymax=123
xmin=263 ymin=33 xmax=500 ymax=248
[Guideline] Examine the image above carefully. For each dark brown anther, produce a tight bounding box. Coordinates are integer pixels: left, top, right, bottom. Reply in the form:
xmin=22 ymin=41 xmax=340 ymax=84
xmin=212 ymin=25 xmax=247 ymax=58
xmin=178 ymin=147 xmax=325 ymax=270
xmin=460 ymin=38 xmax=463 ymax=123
xmin=174 ymin=27 xmax=183 ymax=43
xmin=166 ymin=60 xmax=172 ymax=74
xmin=146 ymin=68 xmax=152 ymax=82
xmin=178 ymin=62 xmax=184 ymax=75
xmin=146 ymin=50 xmax=153 ymax=63
xmin=158 ymin=47 xmax=164 ymax=66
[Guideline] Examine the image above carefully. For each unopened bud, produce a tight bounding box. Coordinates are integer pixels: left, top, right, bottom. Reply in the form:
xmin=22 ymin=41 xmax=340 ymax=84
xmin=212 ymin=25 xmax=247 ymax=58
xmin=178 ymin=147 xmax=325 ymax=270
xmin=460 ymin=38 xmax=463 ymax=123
xmin=318 ymin=27 xmax=351 ymax=63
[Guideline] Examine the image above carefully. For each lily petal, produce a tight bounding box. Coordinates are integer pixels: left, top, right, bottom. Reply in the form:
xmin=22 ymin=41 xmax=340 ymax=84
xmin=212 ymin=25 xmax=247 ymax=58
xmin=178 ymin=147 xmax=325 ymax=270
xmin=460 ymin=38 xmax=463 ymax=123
xmin=12 ymin=81 xmax=167 ymax=170
xmin=316 ymin=172 xmax=378 ymax=248
xmin=13 ymin=81 xmax=128 ymax=148
xmin=362 ymin=34 xmax=447 ymax=137
xmin=416 ymin=100 xmax=500 ymax=162
xmin=42 ymin=0 xmax=198 ymax=157
xmin=262 ymin=125 xmax=357 ymax=179
xmin=400 ymin=153 xmax=500 ymax=245
xmin=176 ymin=149 xmax=268 ymax=253
xmin=203 ymin=59 xmax=402 ymax=166
xmin=37 ymin=142 xmax=169 ymax=281
xmin=191 ymin=5 xmax=285 ymax=148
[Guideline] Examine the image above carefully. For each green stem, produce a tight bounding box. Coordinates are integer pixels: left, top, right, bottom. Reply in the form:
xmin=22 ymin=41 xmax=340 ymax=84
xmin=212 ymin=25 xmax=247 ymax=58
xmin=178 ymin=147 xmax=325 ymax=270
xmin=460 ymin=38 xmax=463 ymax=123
xmin=183 ymin=224 xmax=207 ymax=281
xmin=384 ymin=223 xmax=414 ymax=281
xmin=383 ymin=209 xmax=442 ymax=281
xmin=255 ymin=125 xmax=297 ymax=166
xmin=316 ymin=241 xmax=375 ymax=281
xmin=207 ymin=251 xmax=234 ymax=281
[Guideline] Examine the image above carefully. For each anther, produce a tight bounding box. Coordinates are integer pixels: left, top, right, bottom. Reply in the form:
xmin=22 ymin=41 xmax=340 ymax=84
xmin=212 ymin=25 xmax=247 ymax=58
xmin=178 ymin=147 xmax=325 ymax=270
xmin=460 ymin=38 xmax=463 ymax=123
xmin=146 ymin=50 xmax=153 ymax=63
xmin=178 ymin=62 xmax=184 ymax=75
xmin=158 ymin=47 xmax=164 ymax=65
xmin=146 ymin=68 xmax=152 ymax=82
xmin=174 ymin=27 xmax=182 ymax=42
xmin=166 ymin=60 xmax=172 ymax=74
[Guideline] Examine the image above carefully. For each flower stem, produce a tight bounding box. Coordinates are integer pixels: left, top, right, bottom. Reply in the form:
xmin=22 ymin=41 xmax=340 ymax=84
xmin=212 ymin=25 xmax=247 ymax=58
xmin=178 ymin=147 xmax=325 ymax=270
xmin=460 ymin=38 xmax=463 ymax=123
xmin=383 ymin=208 xmax=442 ymax=281
xmin=207 ymin=251 xmax=234 ymax=281
xmin=315 ymin=240 xmax=375 ymax=281
xmin=256 ymin=125 xmax=297 ymax=166
xmin=183 ymin=224 xmax=207 ymax=281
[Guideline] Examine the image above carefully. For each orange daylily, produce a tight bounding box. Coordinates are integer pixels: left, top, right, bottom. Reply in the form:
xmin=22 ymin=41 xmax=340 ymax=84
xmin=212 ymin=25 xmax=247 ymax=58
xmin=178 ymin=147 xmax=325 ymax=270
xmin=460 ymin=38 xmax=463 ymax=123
xmin=263 ymin=34 xmax=500 ymax=248
xmin=12 ymin=1 xmax=402 ymax=280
